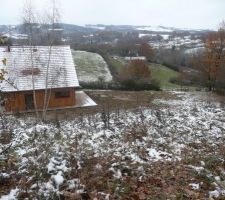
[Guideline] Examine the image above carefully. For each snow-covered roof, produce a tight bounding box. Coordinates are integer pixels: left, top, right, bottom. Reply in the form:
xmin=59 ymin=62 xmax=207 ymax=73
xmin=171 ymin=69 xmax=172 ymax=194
xmin=75 ymin=91 xmax=97 ymax=107
xmin=0 ymin=46 xmax=80 ymax=92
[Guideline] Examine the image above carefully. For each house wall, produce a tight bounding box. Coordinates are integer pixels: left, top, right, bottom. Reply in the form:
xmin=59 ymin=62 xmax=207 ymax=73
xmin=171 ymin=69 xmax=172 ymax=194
xmin=4 ymin=88 xmax=76 ymax=112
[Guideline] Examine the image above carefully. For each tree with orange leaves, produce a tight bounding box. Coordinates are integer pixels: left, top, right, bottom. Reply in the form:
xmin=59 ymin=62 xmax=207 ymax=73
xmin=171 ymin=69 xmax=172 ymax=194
xmin=193 ymin=26 xmax=225 ymax=91
xmin=123 ymin=59 xmax=151 ymax=81
xmin=119 ymin=59 xmax=156 ymax=90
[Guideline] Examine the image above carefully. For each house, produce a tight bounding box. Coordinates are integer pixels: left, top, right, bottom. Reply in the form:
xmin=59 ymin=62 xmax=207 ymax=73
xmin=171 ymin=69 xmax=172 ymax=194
xmin=0 ymin=45 xmax=96 ymax=113
xmin=124 ymin=56 xmax=146 ymax=61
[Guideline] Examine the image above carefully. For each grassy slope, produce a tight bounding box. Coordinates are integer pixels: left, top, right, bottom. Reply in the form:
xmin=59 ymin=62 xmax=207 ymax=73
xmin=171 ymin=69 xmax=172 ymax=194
xmin=148 ymin=63 xmax=179 ymax=89
xmin=110 ymin=57 xmax=180 ymax=89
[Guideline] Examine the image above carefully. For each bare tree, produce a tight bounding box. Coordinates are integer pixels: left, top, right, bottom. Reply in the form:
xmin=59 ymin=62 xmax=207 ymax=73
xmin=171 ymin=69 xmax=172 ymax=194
xmin=192 ymin=24 xmax=225 ymax=91
xmin=22 ymin=0 xmax=62 ymax=121
xmin=139 ymin=43 xmax=154 ymax=62
xmin=22 ymin=0 xmax=40 ymax=119
xmin=41 ymin=0 xmax=61 ymax=120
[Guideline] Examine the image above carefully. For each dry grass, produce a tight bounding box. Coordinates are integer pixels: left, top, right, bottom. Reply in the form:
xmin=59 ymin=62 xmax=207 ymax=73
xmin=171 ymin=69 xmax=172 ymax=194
xmin=1 ymin=90 xmax=225 ymax=199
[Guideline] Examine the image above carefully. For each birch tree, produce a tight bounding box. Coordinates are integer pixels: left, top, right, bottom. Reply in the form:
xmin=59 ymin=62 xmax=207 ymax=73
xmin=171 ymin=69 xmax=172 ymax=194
xmin=22 ymin=0 xmax=61 ymax=120
xmin=41 ymin=0 xmax=61 ymax=120
xmin=23 ymin=0 xmax=40 ymax=119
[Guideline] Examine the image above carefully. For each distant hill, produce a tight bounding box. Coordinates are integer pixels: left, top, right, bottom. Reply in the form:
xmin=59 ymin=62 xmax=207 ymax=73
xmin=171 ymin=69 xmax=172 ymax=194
xmin=0 ymin=23 xmax=212 ymax=56
xmin=0 ymin=23 xmax=212 ymax=35
xmin=85 ymin=24 xmax=212 ymax=33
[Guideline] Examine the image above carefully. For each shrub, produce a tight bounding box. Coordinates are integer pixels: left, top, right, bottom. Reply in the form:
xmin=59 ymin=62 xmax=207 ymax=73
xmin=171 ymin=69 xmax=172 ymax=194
xmin=79 ymin=79 xmax=160 ymax=91
xmin=80 ymin=81 xmax=120 ymax=90
xmin=120 ymin=79 xmax=160 ymax=91
xmin=122 ymin=60 xmax=151 ymax=80
xmin=117 ymin=59 xmax=160 ymax=91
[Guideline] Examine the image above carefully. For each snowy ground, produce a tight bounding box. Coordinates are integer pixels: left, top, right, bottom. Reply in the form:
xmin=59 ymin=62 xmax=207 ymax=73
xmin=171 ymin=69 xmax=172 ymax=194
xmin=0 ymin=91 xmax=225 ymax=199
xmin=72 ymin=50 xmax=113 ymax=83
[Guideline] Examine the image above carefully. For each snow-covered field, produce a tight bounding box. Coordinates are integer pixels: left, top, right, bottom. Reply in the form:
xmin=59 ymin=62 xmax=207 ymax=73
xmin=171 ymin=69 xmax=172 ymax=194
xmin=0 ymin=91 xmax=225 ymax=199
xmin=136 ymin=26 xmax=174 ymax=32
xmin=72 ymin=50 xmax=113 ymax=83
xmin=137 ymin=31 xmax=204 ymax=50
xmin=148 ymin=35 xmax=204 ymax=50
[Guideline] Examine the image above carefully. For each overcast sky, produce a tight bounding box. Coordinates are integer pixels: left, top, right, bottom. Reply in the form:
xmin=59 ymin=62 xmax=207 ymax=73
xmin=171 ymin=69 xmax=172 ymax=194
xmin=1 ymin=0 xmax=225 ymax=29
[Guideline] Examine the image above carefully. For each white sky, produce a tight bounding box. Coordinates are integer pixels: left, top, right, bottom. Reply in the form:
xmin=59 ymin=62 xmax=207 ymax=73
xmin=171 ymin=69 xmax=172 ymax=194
xmin=1 ymin=0 xmax=225 ymax=29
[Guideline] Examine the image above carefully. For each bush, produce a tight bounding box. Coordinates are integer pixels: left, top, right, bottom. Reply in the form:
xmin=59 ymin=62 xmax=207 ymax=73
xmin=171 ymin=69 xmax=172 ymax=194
xmin=122 ymin=60 xmax=151 ymax=80
xmin=119 ymin=79 xmax=160 ymax=91
xmin=79 ymin=79 xmax=160 ymax=91
xmin=80 ymin=81 xmax=110 ymax=90
xmin=80 ymin=81 xmax=121 ymax=90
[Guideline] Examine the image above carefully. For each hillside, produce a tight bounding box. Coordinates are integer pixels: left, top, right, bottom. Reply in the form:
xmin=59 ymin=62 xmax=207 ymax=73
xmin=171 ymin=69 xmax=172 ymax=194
xmin=72 ymin=50 xmax=113 ymax=83
xmin=110 ymin=57 xmax=179 ymax=89
xmin=0 ymin=24 xmax=209 ymax=51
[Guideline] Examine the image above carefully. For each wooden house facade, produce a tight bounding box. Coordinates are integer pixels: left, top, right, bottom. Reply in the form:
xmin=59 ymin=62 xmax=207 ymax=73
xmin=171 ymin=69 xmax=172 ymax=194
xmin=0 ymin=46 xmax=82 ymax=112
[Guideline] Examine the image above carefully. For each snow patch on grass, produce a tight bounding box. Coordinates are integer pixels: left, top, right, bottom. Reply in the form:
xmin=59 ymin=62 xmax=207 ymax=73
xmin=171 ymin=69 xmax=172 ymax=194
xmin=1 ymin=91 xmax=225 ymax=198
xmin=72 ymin=50 xmax=113 ymax=83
